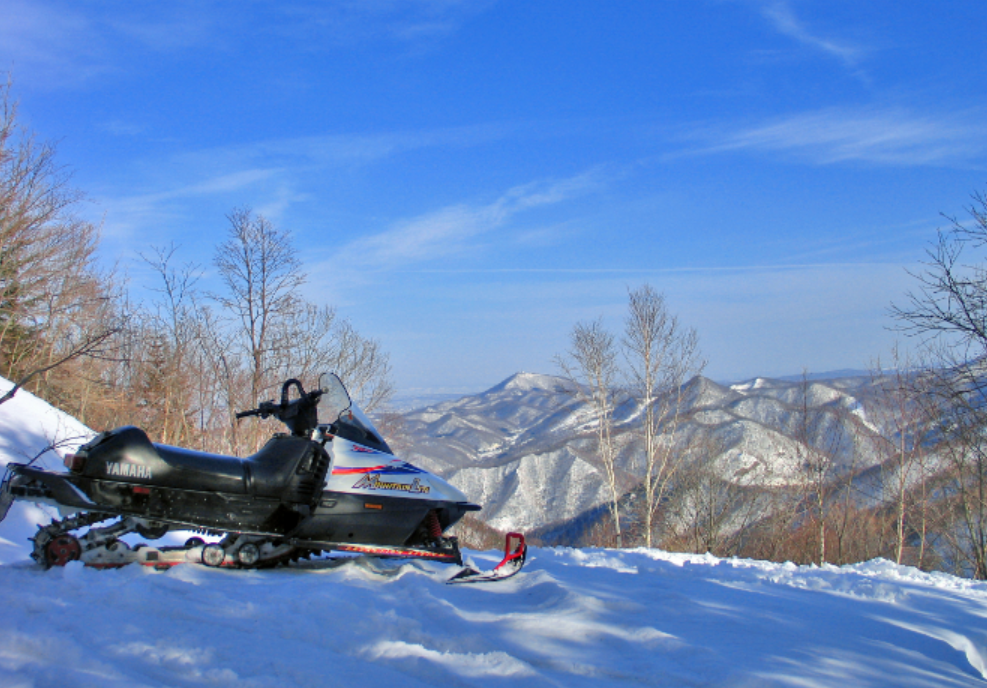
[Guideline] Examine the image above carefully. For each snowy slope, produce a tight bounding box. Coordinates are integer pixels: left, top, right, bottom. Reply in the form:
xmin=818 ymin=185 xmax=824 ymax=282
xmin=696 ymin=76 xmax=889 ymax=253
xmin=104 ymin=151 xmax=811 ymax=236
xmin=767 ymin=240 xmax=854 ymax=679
xmin=0 ymin=378 xmax=95 ymax=565
xmin=1 ymin=549 xmax=986 ymax=687
xmin=0 ymin=378 xmax=94 ymax=469
xmin=2 ymin=377 xmax=987 ymax=687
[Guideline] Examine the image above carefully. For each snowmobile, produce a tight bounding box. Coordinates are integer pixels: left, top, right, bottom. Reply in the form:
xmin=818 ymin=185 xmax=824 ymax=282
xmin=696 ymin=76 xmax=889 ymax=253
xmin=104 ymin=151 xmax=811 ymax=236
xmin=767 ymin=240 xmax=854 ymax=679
xmin=0 ymin=374 xmax=526 ymax=583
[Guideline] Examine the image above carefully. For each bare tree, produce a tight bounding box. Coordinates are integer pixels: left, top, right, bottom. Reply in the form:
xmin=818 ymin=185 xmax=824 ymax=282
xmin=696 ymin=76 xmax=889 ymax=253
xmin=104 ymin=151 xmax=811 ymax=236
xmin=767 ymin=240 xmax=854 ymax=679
xmin=662 ymin=430 xmax=735 ymax=555
xmin=622 ymin=285 xmax=704 ymax=548
xmin=0 ymin=76 xmax=123 ymax=408
xmin=891 ymin=189 xmax=987 ymax=579
xmin=195 ymin=304 xmax=247 ymax=454
xmin=791 ymin=371 xmax=847 ymax=566
xmin=277 ymin=304 xmax=393 ymax=412
xmin=924 ymin=402 xmax=987 ymax=578
xmin=557 ymin=318 xmax=624 ymax=547
xmin=127 ymin=244 xmax=220 ymax=446
xmin=213 ymin=207 xmax=306 ymax=405
xmin=212 ymin=208 xmax=393 ymax=450
xmin=868 ymin=346 xmax=937 ymax=566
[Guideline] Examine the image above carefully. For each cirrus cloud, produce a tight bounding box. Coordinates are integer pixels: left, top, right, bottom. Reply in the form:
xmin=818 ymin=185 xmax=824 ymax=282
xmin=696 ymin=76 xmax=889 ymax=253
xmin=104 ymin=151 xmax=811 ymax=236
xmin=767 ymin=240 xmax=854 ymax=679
xmin=696 ymin=106 xmax=987 ymax=166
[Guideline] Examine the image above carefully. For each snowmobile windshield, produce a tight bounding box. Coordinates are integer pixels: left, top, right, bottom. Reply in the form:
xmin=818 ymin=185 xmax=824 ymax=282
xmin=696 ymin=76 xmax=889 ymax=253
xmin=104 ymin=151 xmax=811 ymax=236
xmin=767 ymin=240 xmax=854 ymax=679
xmin=321 ymin=373 xmax=352 ymax=420
xmin=333 ymin=405 xmax=393 ymax=454
xmin=320 ymin=373 xmax=393 ymax=454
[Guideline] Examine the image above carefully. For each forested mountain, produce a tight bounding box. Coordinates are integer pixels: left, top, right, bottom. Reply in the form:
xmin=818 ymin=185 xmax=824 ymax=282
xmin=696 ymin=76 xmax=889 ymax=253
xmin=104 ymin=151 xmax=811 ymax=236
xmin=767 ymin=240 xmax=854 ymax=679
xmin=398 ymin=369 xmax=974 ymax=575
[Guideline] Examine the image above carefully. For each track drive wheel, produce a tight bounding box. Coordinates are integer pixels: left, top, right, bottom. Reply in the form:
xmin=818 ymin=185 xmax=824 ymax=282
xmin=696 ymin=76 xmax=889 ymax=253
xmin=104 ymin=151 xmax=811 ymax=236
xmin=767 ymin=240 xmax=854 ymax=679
xmin=45 ymin=534 xmax=82 ymax=567
xmin=136 ymin=520 xmax=169 ymax=540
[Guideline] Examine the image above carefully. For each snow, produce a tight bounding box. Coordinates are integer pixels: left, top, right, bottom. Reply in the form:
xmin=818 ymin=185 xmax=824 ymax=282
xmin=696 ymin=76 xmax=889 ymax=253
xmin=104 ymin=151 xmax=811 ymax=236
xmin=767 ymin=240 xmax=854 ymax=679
xmin=0 ymin=378 xmax=95 ymax=567
xmin=0 ymin=378 xmax=94 ymax=469
xmin=3 ymin=380 xmax=987 ymax=687
xmin=1 ymin=550 xmax=986 ymax=687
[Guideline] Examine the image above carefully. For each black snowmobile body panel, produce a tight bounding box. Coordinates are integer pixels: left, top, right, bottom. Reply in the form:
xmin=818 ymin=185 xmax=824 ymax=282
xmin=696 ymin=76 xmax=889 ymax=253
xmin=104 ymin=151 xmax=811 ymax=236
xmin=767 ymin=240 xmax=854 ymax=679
xmin=6 ymin=462 xmax=301 ymax=535
xmin=295 ymin=491 xmax=480 ymax=547
xmin=79 ymin=426 xmax=246 ymax=493
xmin=82 ymin=478 xmax=294 ymax=534
xmin=7 ymin=424 xmax=333 ymax=536
xmin=77 ymin=426 xmax=329 ymax=506
xmin=6 ymin=463 xmax=96 ymax=511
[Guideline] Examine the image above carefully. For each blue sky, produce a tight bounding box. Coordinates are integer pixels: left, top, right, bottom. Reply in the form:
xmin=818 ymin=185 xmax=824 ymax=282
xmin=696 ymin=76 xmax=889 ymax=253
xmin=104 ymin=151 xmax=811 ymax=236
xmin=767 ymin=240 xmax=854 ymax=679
xmin=3 ymin=1 xmax=986 ymax=394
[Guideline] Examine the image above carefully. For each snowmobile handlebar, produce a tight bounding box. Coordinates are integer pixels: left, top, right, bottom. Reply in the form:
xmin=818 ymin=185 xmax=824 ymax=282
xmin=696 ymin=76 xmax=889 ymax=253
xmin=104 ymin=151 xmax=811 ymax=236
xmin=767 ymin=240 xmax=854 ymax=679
xmin=234 ymin=378 xmax=325 ymax=437
xmin=234 ymin=401 xmax=279 ymax=420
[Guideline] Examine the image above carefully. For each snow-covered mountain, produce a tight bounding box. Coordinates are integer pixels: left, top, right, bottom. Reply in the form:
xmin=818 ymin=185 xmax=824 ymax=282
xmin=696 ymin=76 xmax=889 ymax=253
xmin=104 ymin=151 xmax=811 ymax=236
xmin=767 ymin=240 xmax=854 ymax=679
xmin=3 ymin=375 xmax=987 ymax=687
xmin=400 ymin=372 xmax=608 ymax=532
xmin=399 ymin=371 xmax=894 ymax=534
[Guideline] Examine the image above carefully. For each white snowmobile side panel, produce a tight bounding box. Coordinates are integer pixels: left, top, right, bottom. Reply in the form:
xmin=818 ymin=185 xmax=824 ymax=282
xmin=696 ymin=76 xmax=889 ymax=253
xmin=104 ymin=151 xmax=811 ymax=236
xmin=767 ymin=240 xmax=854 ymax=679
xmin=325 ymin=440 xmax=471 ymax=504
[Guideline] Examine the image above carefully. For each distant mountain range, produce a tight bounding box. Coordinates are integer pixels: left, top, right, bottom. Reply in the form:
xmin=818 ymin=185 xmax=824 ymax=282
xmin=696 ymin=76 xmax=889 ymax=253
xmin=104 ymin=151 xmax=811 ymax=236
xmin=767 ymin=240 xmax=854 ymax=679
xmin=396 ymin=371 xmax=900 ymax=537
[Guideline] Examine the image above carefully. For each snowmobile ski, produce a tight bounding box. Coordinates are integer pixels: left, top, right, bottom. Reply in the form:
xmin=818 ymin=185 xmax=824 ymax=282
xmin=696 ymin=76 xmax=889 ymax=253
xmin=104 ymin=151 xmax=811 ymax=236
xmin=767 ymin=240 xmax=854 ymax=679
xmin=447 ymin=532 xmax=527 ymax=584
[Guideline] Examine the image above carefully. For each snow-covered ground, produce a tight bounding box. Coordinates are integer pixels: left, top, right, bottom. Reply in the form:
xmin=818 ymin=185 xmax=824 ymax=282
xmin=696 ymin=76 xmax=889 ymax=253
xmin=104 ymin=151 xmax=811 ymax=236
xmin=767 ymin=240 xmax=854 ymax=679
xmin=2 ymin=550 xmax=987 ymax=687
xmin=2 ymin=380 xmax=987 ymax=687
xmin=0 ymin=378 xmax=95 ymax=568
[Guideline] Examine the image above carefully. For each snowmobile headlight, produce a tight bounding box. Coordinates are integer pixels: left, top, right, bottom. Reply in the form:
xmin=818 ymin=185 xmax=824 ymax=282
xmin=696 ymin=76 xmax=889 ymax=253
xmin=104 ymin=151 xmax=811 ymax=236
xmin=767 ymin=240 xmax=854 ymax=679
xmin=237 ymin=543 xmax=260 ymax=566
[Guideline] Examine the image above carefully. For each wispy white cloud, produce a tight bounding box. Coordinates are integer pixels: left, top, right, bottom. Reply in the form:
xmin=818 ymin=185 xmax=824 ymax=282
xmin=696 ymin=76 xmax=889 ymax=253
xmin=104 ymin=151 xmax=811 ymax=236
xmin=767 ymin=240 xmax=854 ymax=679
xmin=296 ymin=170 xmax=607 ymax=309
xmin=0 ymin=1 xmax=242 ymax=89
xmin=275 ymin=0 xmax=496 ymax=49
xmin=96 ymin=168 xmax=280 ymax=241
xmin=0 ymin=0 xmax=109 ymax=85
xmin=95 ymin=122 xmax=519 ymax=243
xmin=97 ymin=119 xmax=148 ymax=138
xmin=0 ymin=0 xmax=495 ymax=87
xmin=340 ymin=172 xmax=605 ymax=270
xmin=184 ymin=122 xmax=519 ymax=171
xmin=696 ymin=106 xmax=987 ymax=166
xmin=758 ymin=1 xmax=862 ymax=67
xmin=189 ymin=169 xmax=279 ymax=196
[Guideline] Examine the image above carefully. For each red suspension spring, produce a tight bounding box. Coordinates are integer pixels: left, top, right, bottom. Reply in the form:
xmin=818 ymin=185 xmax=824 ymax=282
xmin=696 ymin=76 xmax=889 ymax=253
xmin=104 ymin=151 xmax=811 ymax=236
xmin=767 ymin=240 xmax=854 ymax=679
xmin=426 ymin=510 xmax=443 ymax=540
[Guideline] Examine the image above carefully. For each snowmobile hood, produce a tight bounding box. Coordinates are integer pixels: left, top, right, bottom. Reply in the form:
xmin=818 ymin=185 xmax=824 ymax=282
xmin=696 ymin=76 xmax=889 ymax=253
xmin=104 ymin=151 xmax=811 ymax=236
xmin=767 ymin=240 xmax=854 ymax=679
xmin=325 ymin=440 xmax=473 ymax=505
xmin=320 ymin=377 xmax=471 ymax=505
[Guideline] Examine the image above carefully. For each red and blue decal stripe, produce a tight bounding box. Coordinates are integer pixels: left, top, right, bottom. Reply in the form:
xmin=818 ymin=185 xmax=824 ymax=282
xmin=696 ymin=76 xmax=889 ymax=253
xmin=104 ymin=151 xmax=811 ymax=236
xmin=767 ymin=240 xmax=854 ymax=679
xmin=332 ymin=465 xmax=387 ymax=475
xmin=331 ymin=462 xmax=426 ymax=476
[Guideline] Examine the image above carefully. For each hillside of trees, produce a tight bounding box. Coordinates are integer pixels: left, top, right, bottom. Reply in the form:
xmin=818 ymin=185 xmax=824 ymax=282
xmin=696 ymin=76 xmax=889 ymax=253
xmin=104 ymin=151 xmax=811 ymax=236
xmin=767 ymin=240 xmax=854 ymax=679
xmin=0 ymin=80 xmax=392 ymax=456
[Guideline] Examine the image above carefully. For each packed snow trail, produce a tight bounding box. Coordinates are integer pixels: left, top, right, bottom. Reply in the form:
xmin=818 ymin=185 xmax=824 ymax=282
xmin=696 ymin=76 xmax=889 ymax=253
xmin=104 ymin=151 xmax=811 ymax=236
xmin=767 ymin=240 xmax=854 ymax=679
xmin=1 ymin=548 xmax=986 ymax=687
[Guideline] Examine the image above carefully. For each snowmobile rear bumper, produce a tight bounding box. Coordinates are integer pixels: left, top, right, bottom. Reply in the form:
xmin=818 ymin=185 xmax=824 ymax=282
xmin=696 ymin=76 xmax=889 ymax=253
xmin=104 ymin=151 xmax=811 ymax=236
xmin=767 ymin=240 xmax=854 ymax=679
xmin=1 ymin=463 xmax=97 ymax=515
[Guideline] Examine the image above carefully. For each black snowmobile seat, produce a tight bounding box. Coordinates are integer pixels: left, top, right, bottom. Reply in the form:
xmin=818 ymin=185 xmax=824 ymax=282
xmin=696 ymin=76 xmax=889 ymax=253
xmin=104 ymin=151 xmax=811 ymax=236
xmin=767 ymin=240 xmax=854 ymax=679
xmin=154 ymin=434 xmax=322 ymax=498
xmin=152 ymin=443 xmax=249 ymax=494
xmin=80 ymin=426 xmax=324 ymax=500
xmin=79 ymin=426 xmax=249 ymax=494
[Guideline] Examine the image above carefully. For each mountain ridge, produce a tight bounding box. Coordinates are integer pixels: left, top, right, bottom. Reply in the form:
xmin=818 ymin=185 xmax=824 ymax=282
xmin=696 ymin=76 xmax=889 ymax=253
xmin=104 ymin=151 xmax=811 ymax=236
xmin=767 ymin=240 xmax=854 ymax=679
xmin=398 ymin=370 xmax=894 ymax=535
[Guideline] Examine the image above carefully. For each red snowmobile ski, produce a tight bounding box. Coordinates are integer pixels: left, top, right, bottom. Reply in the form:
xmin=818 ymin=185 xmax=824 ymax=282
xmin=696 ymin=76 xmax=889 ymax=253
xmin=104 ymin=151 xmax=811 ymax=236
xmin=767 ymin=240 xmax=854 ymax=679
xmin=446 ymin=532 xmax=527 ymax=584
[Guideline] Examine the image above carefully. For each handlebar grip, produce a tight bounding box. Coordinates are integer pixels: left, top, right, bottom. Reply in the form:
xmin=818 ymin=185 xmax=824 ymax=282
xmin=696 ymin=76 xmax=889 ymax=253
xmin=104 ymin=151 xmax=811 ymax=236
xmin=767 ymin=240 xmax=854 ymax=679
xmin=236 ymin=408 xmax=262 ymax=419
